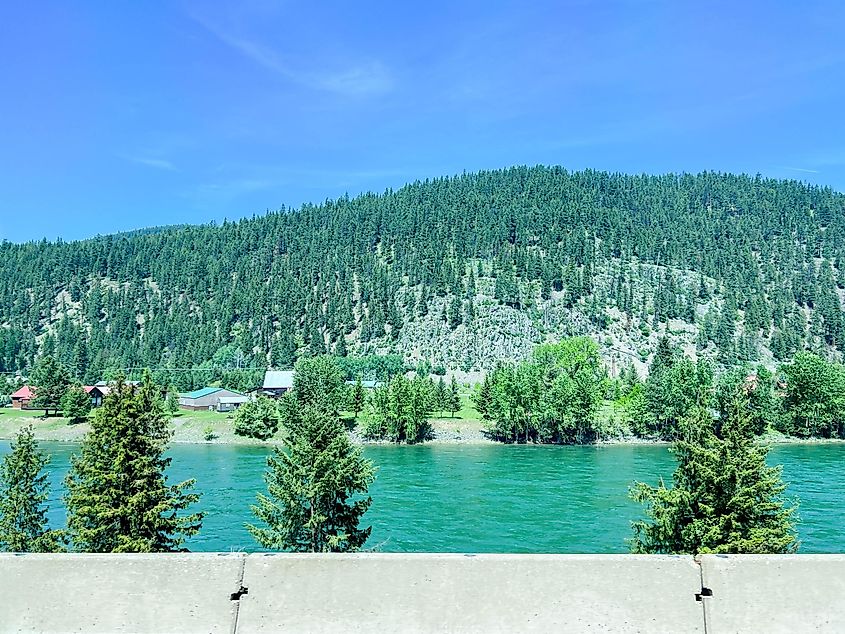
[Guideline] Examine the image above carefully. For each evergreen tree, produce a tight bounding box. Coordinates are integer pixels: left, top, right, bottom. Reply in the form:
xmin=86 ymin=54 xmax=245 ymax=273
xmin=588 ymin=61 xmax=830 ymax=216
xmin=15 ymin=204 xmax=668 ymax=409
xmin=473 ymin=374 xmax=493 ymax=420
xmin=31 ymin=355 xmax=71 ymax=416
xmin=0 ymin=425 xmax=64 ymax=552
xmin=64 ymin=373 xmax=203 ymax=552
xmin=434 ymin=377 xmax=447 ymax=415
xmin=61 ymin=383 xmax=92 ymax=424
xmin=351 ymin=377 xmax=365 ymax=420
xmin=448 ymin=376 xmax=461 ymax=417
xmin=166 ymin=387 xmax=180 ymax=416
xmin=292 ymin=355 xmax=346 ymax=415
xmin=630 ymin=402 xmax=798 ymax=554
xmin=248 ymin=406 xmax=375 ymax=552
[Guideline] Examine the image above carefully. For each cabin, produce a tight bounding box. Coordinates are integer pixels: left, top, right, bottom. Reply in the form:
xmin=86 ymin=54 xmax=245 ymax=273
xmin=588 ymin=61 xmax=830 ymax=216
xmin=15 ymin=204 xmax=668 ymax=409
xmin=10 ymin=385 xmax=34 ymax=409
xmin=179 ymin=387 xmax=248 ymax=412
xmin=260 ymin=370 xmax=295 ymax=398
xmin=83 ymin=385 xmax=110 ymax=407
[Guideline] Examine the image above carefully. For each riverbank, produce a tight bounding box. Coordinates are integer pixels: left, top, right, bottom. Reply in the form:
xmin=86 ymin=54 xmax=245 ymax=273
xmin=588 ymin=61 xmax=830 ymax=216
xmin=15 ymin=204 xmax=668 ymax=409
xmin=2 ymin=408 xmax=843 ymax=447
xmin=0 ymin=408 xmax=495 ymax=446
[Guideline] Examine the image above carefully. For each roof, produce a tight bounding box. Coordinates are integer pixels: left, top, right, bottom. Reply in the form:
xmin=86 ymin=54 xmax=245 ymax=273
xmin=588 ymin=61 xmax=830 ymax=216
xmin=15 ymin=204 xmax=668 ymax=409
xmin=219 ymin=395 xmax=249 ymax=404
xmin=263 ymin=370 xmax=294 ymax=389
xmin=345 ymin=380 xmax=383 ymax=389
xmin=84 ymin=385 xmax=110 ymax=395
xmin=11 ymin=385 xmax=33 ymax=399
xmin=181 ymin=387 xmax=224 ymax=399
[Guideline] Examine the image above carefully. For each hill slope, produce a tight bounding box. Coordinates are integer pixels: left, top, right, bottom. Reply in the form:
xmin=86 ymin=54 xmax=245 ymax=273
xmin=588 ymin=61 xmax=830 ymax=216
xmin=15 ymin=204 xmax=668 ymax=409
xmin=2 ymin=166 xmax=844 ymax=385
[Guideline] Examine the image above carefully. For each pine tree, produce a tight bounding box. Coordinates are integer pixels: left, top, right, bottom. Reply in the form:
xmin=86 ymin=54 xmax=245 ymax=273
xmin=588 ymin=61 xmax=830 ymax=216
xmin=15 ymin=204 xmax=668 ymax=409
xmin=0 ymin=425 xmax=64 ymax=552
xmin=166 ymin=387 xmax=180 ymax=416
xmin=448 ymin=376 xmax=461 ymax=417
xmin=473 ymin=375 xmax=493 ymax=420
xmin=630 ymin=401 xmax=798 ymax=554
xmin=61 ymin=383 xmax=92 ymax=424
xmin=434 ymin=377 xmax=447 ymax=415
xmin=65 ymin=372 xmax=203 ymax=552
xmin=248 ymin=406 xmax=375 ymax=552
xmin=31 ymin=355 xmax=71 ymax=416
xmin=351 ymin=377 xmax=365 ymax=419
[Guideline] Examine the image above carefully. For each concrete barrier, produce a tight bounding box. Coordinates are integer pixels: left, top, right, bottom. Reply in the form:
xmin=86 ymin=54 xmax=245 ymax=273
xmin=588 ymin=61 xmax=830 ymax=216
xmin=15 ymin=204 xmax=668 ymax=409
xmin=699 ymin=554 xmax=845 ymax=633
xmin=237 ymin=553 xmax=704 ymax=633
xmin=4 ymin=553 xmax=845 ymax=633
xmin=0 ymin=552 xmax=245 ymax=634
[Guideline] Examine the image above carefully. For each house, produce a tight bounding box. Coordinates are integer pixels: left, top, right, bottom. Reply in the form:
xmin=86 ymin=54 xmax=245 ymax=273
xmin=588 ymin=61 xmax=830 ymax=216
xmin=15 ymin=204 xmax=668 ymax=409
xmin=179 ymin=387 xmax=248 ymax=412
xmin=217 ymin=395 xmax=249 ymax=413
xmin=11 ymin=385 xmax=34 ymax=409
xmin=260 ymin=370 xmax=295 ymax=398
xmin=83 ymin=385 xmax=110 ymax=408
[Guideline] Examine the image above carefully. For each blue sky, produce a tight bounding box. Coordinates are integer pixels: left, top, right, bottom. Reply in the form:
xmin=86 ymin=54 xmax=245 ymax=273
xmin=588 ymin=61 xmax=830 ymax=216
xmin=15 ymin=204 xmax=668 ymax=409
xmin=1 ymin=0 xmax=844 ymax=242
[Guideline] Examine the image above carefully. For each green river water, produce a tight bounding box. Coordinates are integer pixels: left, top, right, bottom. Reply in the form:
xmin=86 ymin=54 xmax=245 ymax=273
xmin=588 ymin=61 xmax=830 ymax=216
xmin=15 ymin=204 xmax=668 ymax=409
xmin=1 ymin=442 xmax=842 ymax=553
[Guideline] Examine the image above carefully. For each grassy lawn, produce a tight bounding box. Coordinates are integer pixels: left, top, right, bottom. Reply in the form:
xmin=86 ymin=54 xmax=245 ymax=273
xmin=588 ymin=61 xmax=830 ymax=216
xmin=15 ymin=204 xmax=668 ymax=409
xmin=169 ymin=409 xmax=233 ymax=423
xmin=430 ymin=395 xmax=481 ymax=422
xmin=0 ymin=408 xmax=90 ymax=442
xmin=0 ymin=408 xmax=56 ymax=420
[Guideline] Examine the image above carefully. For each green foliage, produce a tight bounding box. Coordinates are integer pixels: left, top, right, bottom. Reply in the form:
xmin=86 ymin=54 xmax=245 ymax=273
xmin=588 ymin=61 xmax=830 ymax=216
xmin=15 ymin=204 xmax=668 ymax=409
xmin=248 ymin=406 xmax=375 ymax=552
xmin=364 ymin=375 xmax=433 ymax=443
xmin=630 ymin=401 xmax=798 ymax=554
xmin=350 ymin=377 xmax=365 ymax=419
xmin=434 ymin=377 xmax=447 ymax=415
xmin=64 ymin=372 xmax=203 ymax=552
xmin=2 ymin=169 xmax=844 ymax=378
xmin=780 ymin=352 xmax=845 ymax=438
xmin=716 ymin=366 xmax=778 ymax=436
xmin=166 ymin=388 xmax=180 ymax=416
xmin=336 ymin=355 xmax=405 ymax=382
xmin=31 ymin=355 xmax=71 ymax=416
xmin=485 ymin=337 xmax=607 ymax=443
xmin=640 ymin=346 xmax=714 ymax=440
xmin=233 ymin=396 xmax=281 ymax=441
xmin=472 ymin=374 xmax=493 ymax=420
xmin=202 ymin=425 xmax=216 ymax=442
xmin=61 ymin=383 xmax=91 ymax=424
xmin=0 ymin=425 xmax=64 ymax=552
xmin=447 ymin=376 xmax=461 ymax=417
xmin=292 ymin=355 xmax=345 ymax=414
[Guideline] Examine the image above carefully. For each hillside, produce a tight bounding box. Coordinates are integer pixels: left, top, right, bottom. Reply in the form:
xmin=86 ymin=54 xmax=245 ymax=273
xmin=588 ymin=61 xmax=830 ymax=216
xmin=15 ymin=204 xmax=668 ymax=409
xmin=1 ymin=166 xmax=844 ymax=387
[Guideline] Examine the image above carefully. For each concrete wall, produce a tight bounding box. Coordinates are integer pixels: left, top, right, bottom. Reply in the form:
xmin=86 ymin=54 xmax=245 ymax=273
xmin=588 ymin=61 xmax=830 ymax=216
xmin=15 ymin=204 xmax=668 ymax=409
xmin=1 ymin=553 xmax=842 ymax=633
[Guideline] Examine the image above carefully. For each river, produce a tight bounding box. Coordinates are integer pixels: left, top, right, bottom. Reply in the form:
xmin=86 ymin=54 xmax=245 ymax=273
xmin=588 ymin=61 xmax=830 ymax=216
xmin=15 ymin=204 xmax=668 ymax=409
xmin=1 ymin=442 xmax=842 ymax=553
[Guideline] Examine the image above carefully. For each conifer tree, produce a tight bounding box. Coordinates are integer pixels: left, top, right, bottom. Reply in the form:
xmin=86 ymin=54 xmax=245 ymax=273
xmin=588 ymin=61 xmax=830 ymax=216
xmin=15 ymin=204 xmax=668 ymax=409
xmin=630 ymin=401 xmax=798 ymax=554
xmin=248 ymin=404 xmax=375 ymax=552
xmin=351 ymin=377 xmax=365 ymax=419
xmin=0 ymin=425 xmax=64 ymax=552
xmin=473 ymin=374 xmax=493 ymax=420
xmin=434 ymin=377 xmax=447 ymax=415
xmin=31 ymin=355 xmax=71 ymax=416
xmin=61 ymin=383 xmax=92 ymax=424
xmin=65 ymin=372 xmax=203 ymax=552
xmin=448 ymin=376 xmax=461 ymax=417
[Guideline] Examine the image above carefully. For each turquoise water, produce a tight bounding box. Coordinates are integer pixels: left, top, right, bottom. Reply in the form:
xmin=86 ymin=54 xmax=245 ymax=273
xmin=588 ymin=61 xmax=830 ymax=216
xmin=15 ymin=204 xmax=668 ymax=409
xmin=1 ymin=442 xmax=842 ymax=553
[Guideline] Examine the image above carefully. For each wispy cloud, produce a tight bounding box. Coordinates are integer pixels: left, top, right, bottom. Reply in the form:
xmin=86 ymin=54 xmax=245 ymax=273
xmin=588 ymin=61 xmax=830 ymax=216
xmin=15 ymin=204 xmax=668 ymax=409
xmin=780 ymin=166 xmax=820 ymax=174
xmin=189 ymin=12 xmax=392 ymax=97
xmin=119 ymin=155 xmax=177 ymax=171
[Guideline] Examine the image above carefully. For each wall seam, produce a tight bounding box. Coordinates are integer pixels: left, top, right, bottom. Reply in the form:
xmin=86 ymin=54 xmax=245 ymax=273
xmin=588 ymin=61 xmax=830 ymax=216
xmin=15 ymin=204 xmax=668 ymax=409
xmin=230 ymin=554 xmax=247 ymax=634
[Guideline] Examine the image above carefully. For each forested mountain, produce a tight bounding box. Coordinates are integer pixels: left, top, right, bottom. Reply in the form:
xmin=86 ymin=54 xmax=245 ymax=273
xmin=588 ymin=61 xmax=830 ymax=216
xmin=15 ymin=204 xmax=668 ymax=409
xmin=2 ymin=166 xmax=844 ymax=388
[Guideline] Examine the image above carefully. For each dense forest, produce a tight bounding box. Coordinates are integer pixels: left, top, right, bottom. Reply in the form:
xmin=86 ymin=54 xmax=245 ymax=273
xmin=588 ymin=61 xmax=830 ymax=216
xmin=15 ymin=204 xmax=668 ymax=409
xmin=2 ymin=166 xmax=844 ymax=387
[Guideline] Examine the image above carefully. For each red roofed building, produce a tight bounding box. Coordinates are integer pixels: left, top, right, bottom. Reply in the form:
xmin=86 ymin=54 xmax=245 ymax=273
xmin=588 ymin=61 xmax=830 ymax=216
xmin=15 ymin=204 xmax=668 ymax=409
xmin=83 ymin=385 xmax=110 ymax=407
xmin=11 ymin=385 xmax=34 ymax=409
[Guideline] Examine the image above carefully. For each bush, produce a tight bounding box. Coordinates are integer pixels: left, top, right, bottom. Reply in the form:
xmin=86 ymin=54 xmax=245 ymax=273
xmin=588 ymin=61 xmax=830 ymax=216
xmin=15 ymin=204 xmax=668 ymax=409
xmin=233 ymin=397 xmax=280 ymax=440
